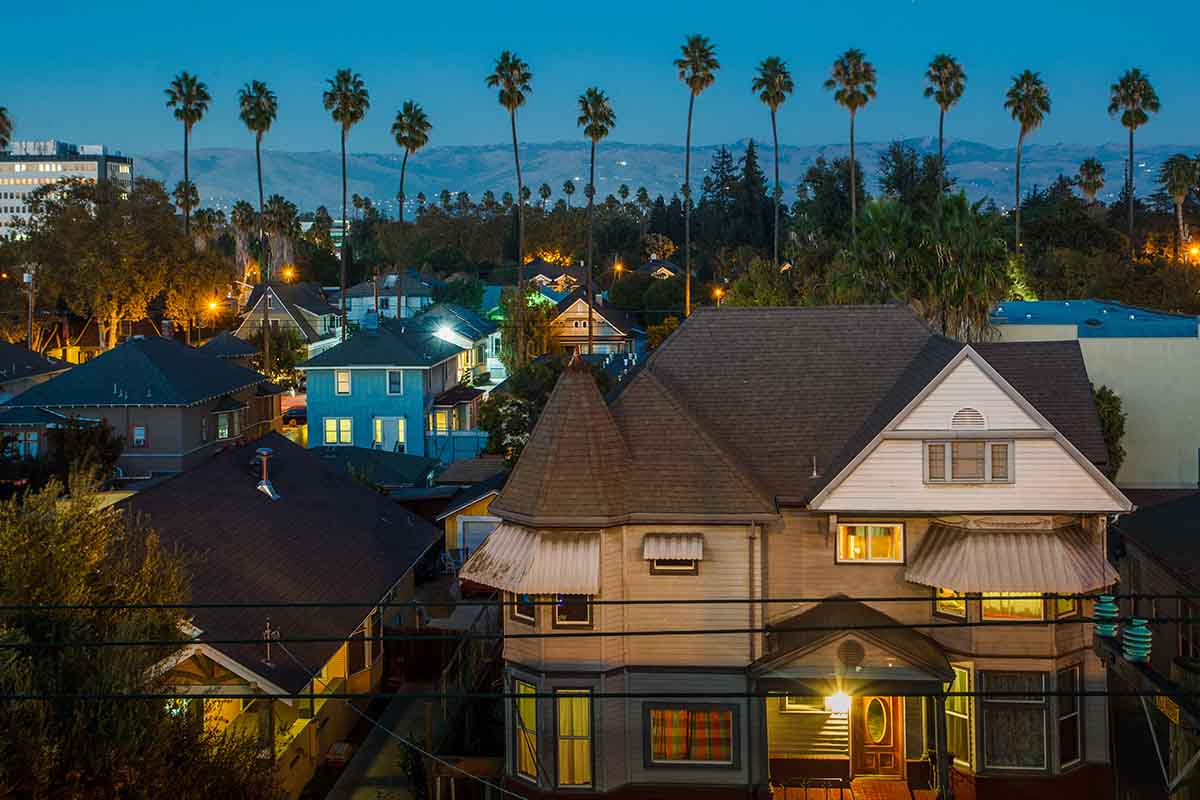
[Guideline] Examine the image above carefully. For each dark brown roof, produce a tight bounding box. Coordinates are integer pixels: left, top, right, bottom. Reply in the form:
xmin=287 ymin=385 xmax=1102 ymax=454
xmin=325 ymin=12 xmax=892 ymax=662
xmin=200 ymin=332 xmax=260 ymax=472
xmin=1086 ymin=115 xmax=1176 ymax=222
xmin=553 ymin=288 xmax=642 ymax=335
xmin=121 ymin=434 xmax=440 ymax=694
xmin=434 ymin=455 xmax=507 ymax=486
xmin=434 ymin=385 xmax=486 ymax=406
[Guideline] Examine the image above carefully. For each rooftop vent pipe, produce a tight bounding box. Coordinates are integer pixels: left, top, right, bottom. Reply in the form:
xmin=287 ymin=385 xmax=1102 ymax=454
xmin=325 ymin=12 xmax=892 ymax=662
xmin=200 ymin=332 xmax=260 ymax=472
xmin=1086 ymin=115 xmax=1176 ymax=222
xmin=256 ymin=447 xmax=280 ymax=501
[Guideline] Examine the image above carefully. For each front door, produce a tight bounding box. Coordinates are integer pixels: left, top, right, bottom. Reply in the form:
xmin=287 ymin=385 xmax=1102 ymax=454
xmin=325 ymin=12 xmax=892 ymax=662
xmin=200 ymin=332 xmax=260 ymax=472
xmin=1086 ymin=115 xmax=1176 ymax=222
xmin=852 ymin=696 xmax=903 ymax=778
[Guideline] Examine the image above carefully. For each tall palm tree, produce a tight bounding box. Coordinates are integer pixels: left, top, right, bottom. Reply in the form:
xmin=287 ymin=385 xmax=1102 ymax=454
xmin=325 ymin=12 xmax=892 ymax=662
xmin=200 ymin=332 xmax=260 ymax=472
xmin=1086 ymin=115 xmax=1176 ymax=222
xmin=538 ymin=182 xmax=552 ymax=211
xmin=238 ymin=80 xmax=278 ymax=374
xmin=675 ymin=34 xmax=719 ymax=316
xmin=1160 ymin=154 xmax=1198 ymax=262
xmin=231 ymin=201 xmax=258 ymax=282
xmin=577 ymin=87 xmax=616 ymax=355
xmin=563 ymin=179 xmax=576 ymax=207
xmin=824 ymin=49 xmax=877 ymax=240
xmin=164 ymin=71 xmax=211 ymax=238
xmin=752 ymin=56 xmax=794 ymax=266
xmin=1076 ymin=158 xmax=1106 ymax=205
xmin=391 ymin=100 xmax=432 ymax=223
xmin=323 ymin=68 xmax=370 ymax=340
xmin=1004 ymin=70 xmax=1051 ymax=252
xmin=0 ymin=107 xmax=11 ymax=151
xmin=923 ymin=54 xmax=966 ymax=196
xmin=1109 ymin=68 xmax=1161 ymax=262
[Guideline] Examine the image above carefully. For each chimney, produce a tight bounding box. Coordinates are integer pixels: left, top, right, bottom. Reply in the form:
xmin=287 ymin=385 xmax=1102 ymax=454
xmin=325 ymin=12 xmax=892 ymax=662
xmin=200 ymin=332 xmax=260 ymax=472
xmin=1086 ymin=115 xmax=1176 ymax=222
xmin=256 ymin=447 xmax=281 ymax=501
xmin=161 ymin=319 xmax=173 ymax=339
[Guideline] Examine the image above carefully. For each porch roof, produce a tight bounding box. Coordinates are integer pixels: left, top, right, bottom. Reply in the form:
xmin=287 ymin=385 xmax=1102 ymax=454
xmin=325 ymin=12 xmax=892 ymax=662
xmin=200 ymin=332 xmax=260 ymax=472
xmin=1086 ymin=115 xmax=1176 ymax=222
xmin=458 ymin=523 xmax=600 ymax=594
xmin=906 ymin=522 xmax=1117 ymax=593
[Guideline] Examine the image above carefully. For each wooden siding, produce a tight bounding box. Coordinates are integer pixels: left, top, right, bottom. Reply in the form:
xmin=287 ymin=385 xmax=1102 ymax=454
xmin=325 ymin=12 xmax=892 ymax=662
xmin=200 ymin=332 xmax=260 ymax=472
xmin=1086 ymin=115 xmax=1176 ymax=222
xmin=817 ymin=439 xmax=1123 ymax=512
xmin=442 ymin=495 xmax=497 ymax=552
xmin=897 ymin=357 xmax=1040 ymax=431
xmin=553 ymin=299 xmax=624 ymax=340
xmin=766 ymin=697 xmax=849 ymax=756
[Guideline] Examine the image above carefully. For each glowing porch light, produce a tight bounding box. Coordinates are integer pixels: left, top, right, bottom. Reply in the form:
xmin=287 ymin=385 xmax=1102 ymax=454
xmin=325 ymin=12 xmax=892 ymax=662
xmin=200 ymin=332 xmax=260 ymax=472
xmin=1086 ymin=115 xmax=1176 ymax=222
xmin=434 ymin=325 xmax=457 ymax=343
xmin=825 ymin=691 xmax=851 ymax=715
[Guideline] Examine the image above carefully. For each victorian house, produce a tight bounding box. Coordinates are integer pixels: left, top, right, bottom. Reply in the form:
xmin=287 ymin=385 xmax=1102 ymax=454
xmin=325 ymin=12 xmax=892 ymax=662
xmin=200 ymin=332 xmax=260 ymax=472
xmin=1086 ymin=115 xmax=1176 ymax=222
xmin=460 ymin=305 xmax=1129 ymax=800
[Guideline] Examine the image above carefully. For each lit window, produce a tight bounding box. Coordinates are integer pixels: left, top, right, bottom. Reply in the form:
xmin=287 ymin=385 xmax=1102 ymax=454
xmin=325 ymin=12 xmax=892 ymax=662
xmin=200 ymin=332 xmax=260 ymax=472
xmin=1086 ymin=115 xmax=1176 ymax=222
xmin=648 ymin=706 xmax=734 ymax=765
xmin=927 ymin=441 xmax=1013 ymax=483
xmin=836 ymin=524 xmax=903 ymax=563
xmin=1057 ymin=666 xmax=1082 ymax=767
xmin=1053 ymin=595 xmax=1079 ymax=619
xmin=387 ymin=370 xmax=404 ymax=394
xmin=323 ymin=418 xmax=352 ymax=445
xmin=132 ymin=426 xmax=147 ymax=448
xmin=650 ymin=558 xmax=698 ymax=575
xmin=373 ymin=418 xmax=383 ymax=446
xmin=217 ymin=413 xmax=231 ymax=440
xmin=515 ymin=680 xmax=538 ymax=781
xmin=429 ymin=409 xmax=450 ymax=433
xmin=553 ymin=595 xmax=592 ymax=628
xmin=981 ymin=592 xmax=1043 ymax=621
xmin=7 ymin=431 xmax=39 ymax=459
xmin=935 ymin=588 xmax=967 ymax=618
xmin=512 ymin=593 xmax=536 ymax=624
xmin=555 ymin=690 xmax=592 ymax=787
xmin=396 ymin=418 xmax=406 ymax=453
xmin=335 ymin=370 xmax=351 ymax=395
xmin=946 ymin=666 xmax=973 ymax=768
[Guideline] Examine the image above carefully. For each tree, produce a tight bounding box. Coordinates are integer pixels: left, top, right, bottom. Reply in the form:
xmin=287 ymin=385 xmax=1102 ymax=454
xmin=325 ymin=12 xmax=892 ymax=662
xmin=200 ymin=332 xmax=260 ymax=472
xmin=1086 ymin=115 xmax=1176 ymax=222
xmin=537 ymin=182 xmax=552 ymax=211
xmin=878 ymin=140 xmax=948 ymax=213
xmin=796 ymin=156 xmax=866 ymax=244
xmin=923 ymin=54 xmax=966 ymax=196
xmin=1109 ymin=68 xmax=1160 ymax=261
xmin=165 ymin=247 xmax=230 ymax=345
xmin=641 ymin=232 xmax=676 ymax=261
xmin=261 ymin=194 xmax=300 ymax=274
xmin=562 ymin=180 xmax=575 ymax=207
xmin=0 ymin=106 xmax=11 ymax=151
xmin=172 ymin=180 xmax=198 ymax=216
xmin=323 ymin=68 xmax=370 ymax=340
xmin=1159 ymin=154 xmax=1198 ymax=262
xmin=0 ymin=479 xmax=283 ymax=798
xmin=248 ymin=326 xmax=305 ymax=388
xmin=824 ymin=49 xmax=877 ymax=240
xmin=1004 ymin=70 xmax=1051 ymax=252
xmin=230 ymin=200 xmax=258 ymax=282
xmin=1093 ymin=384 xmax=1127 ymax=479
xmin=674 ymin=34 xmax=720 ymax=317
xmin=305 ymin=205 xmax=334 ymax=253
xmin=646 ymin=315 xmax=680 ymax=349
xmin=237 ymin=80 xmax=278 ymax=226
xmin=164 ymin=71 xmax=211 ymax=238
xmin=189 ymin=207 xmax=224 ymax=252
xmin=432 ymin=276 xmax=485 ymax=311
xmin=727 ymin=257 xmax=794 ymax=307
xmin=577 ymin=87 xmax=616 ymax=355
xmin=752 ymin=56 xmax=794 ymax=266
xmin=497 ymin=287 xmax=557 ymax=373
xmin=1076 ymin=158 xmax=1105 ymax=205
xmin=391 ymin=100 xmax=432 ymax=224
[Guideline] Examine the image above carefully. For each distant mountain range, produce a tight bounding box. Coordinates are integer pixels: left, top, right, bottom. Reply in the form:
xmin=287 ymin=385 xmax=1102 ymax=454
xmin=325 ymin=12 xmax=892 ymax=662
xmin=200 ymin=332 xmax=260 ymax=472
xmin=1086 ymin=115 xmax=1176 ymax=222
xmin=132 ymin=138 xmax=1197 ymax=216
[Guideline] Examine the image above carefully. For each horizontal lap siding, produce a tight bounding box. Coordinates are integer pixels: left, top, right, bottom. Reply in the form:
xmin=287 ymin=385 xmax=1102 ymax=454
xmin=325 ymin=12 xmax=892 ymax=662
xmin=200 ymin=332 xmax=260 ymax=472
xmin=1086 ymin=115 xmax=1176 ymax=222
xmin=765 ymin=698 xmax=849 ymax=756
xmin=897 ymin=358 xmax=1040 ymax=431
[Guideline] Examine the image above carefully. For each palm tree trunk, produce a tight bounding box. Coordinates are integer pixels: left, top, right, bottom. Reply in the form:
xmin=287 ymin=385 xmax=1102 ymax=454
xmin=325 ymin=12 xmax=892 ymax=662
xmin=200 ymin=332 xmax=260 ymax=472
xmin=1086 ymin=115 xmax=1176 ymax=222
xmin=1015 ymin=131 xmax=1024 ymax=251
xmin=340 ymin=127 xmax=348 ymax=342
xmin=509 ymin=111 xmax=526 ymax=367
xmin=587 ymin=140 xmax=596 ymax=355
xmin=1128 ymin=128 xmax=1135 ymax=262
xmin=771 ymin=108 xmax=780 ymax=268
xmin=257 ymin=133 xmax=269 ymax=377
xmin=399 ymin=150 xmax=410 ymax=224
xmin=849 ymin=110 xmax=857 ymax=240
xmin=183 ymin=124 xmax=191 ymax=238
xmin=937 ymin=109 xmax=945 ymax=196
xmin=1177 ymin=199 xmax=1185 ymax=264
xmin=684 ymin=93 xmax=695 ymax=316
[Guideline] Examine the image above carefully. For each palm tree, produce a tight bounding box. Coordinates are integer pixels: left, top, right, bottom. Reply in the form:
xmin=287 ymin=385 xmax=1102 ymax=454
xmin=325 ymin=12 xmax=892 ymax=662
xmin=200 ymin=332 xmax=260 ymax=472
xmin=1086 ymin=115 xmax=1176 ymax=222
xmin=752 ymin=56 xmax=794 ymax=266
xmin=172 ymin=181 xmax=199 ymax=215
xmin=618 ymin=184 xmax=630 ymax=203
xmin=482 ymin=190 xmax=499 ymax=215
xmin=824 ymin=50 xmax=876 ymax=240
xmin=416 ymin=192 xmax=427 ymax=209
xmin=1160 ymin=154 xmax=1199 ymax=262
xmin=637 ymin=186 xmax=651 ymax=235
xmin=0 ymin=107 xmax=11 ymax=151
xmin=563 ymin=180 xmax=576 ymax=207
xmin=923 ymin=54 xmax=966 ymax=196
xmin=323 ymin=68 xmax=370 ymax=340
xmin=1076 ymin=158 xmax=1106 ymax=205
xmin=577 ymin=87 xmax=616 ymax=355
xmin=231 ymin=200 xmax=258 ymax=282
xmin=675 ymin=34 xmax=719 ymax=316
xmin=1109 ymin=69 xmax=1161 ymax=262
xmin=538 ymin=182 xmax=552 ymax=211
xmin=1004 ymin=70 xmax=1051 ymax=251
xmin=237 ymin=81 xmax=277 ymax=220
xmin=164 ymin=71 xmax=211 ymax=238
xmin=391 ymin=100 xmax=431 ymax=223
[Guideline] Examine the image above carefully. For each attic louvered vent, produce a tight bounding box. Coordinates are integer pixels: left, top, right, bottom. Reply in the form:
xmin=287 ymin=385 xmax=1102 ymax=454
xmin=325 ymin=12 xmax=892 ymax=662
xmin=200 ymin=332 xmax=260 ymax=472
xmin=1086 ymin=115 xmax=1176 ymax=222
xmin=951 ymin=407 xmax=986 ymax=430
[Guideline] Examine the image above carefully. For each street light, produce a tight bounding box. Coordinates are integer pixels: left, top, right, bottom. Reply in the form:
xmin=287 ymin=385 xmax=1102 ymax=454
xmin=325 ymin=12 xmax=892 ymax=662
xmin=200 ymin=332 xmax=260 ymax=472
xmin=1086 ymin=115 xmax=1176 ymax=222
xmin=712 ymin=286 xmax=725 ymax=308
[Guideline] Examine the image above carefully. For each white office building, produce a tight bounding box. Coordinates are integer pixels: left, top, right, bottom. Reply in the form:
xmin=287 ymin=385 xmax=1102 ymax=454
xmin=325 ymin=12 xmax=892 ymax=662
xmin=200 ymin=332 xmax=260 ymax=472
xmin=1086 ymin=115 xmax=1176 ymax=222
xmin=0 ymin=141 xmax=133 ymax=238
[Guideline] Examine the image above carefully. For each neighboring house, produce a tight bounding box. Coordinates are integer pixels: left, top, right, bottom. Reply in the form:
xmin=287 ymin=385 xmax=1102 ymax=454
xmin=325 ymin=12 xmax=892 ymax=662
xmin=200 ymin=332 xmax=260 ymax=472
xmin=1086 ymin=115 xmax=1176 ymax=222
xmin=460 ymin=306 xmax=1129 ymax=800
xmin=235 ymin=282 xmax=342 ymax=358
xmin=129 ymin=435 xmax=441 ymax=799
xmin=550 ymin=289 xmax=645 ymax=355
xmin=525 ymin=258 xmax=586 ymax=293
xmin=299 ymin=315 xmax=487 ymax=463
xmin=44 ymin=317 xmax=162 ymax=365
xmin=991 ymin=299 xmax=1200 ymax=489
xmin=0 ymin=405 xmax=77 ymax=460
xmin=0 ymin=341 xmax=70 ymax=403
xmin=2 ymin=336 xmax=282 ymax=475
xmin=344 ymin=270 xmax=442 ymax=323
xmin=482 ymin=284 xmax=566 ymax=322
xmin=636 ymin=258 xmax=683 ymax=280
xmin=199 ymin=330 xmax=259 ymax=369
xmin=434 ymin=454 xmax=507 ymax=487
xmin=437 ymin=471 xmax=506 ymax=563
xmin=417 ymin=302 xmax=505 ymax=385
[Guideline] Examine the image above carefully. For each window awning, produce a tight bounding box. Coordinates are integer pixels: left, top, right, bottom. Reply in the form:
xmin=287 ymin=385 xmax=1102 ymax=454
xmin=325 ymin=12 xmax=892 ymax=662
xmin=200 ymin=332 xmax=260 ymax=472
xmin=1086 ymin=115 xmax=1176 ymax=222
xmin=459 ymin=523 xmax=599 ymax=594
xmin=642 ymin=533 xmax=704 ymax=561
xmin=906 ymin=523 xmax=1118 ymax=593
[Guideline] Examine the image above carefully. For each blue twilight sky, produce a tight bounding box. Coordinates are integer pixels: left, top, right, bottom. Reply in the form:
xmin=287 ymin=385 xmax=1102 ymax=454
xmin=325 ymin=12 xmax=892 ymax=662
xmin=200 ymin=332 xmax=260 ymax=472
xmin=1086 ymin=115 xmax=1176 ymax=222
xmin=4 ymin=0 xmax=1197 ymax=154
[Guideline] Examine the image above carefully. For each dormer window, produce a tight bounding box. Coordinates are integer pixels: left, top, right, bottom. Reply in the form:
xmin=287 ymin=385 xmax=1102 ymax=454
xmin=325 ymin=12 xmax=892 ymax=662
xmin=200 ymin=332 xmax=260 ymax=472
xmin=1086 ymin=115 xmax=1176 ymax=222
xmin=926 ymin=441 xmax=1012 ymax=483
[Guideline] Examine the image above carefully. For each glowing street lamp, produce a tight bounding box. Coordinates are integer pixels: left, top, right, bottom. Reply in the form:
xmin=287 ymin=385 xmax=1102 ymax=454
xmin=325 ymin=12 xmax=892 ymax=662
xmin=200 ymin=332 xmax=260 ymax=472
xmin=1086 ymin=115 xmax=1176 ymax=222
xmin=281 ymin=266 xmax=296 ymax=282
xmin=712 ymin=286 xmax=725 ymax=308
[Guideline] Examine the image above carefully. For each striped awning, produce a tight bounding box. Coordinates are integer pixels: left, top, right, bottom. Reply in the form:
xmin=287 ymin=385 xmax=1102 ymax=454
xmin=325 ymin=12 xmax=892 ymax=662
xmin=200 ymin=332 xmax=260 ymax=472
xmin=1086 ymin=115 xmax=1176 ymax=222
xmin=459 ymin=523 xmax=600 ymax=594
xmin=642 ymin=533 xmax=704 ymax=561
xmin=906 ymin=523 xmax=1118 ymax=593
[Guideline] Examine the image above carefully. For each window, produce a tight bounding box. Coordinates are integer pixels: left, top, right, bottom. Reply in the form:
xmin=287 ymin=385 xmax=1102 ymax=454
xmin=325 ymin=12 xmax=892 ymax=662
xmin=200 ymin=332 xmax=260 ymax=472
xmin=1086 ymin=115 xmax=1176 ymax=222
xmin=946 ymin=666 xmax=973 ymax=768
xmin=217 ymin=413 xmax=231 ymax=440
xmin=982 ymin=672 xmax=1047 ymax=769
xmin=7 ymin=431 xmax=38 ymax=459
xmin=201 ymin=416 xmax=208 ymax=442
xmin=335 ymin=370 xmax=351 ymax=395
xmin=648 ymin=706 xmax=735 ymax=766
xmin=553 ymin=595 xmax=592 ymax=628
xmin=387 ymin=370 xmax=404 ymax=395
xmin=1057 ymin=666 xmax=1082 ymax=768
xmin=429 ymin=409 xmax=450 ymax=434
xmin=1182 ymin=601 xmax=1200 ymax=658
xmin=373 ymin=418 xmax=383 ymax=446
xmin=380 ymin=297 xmax=390 ymax=309
xmin=651 ymin=558 xmax=699 ymax=575
xmin=935 ymin=588 xmax=967 ymax=619
xmin=347 ymin=626 xmax=366 ymax=674
xmin=1053 ymin=595 xmax=1080 ymax=619
xmin=512 ymin=593 xmax=536 ymax=625
xmin=982 ymin=593 xmax=1043 ymax=621
xmin=926 ymin=440 xmax=1013 ymax=483
xmin=556 ymin=690 xmax=592 ymax=787
xmin=515 ymin=680 xmax=538 ymax=781
xmin=131 ymin=426 xmax=147 ymax=448
xmin=781 ymin=695 xmax=847 ymax=716
xmin=836 ymin=524 xmax=903 ymax=563
xmin=396 ymin=418 xmax=407 ymax=453
xmin=323 ymin=417 xmax=352 ymax=445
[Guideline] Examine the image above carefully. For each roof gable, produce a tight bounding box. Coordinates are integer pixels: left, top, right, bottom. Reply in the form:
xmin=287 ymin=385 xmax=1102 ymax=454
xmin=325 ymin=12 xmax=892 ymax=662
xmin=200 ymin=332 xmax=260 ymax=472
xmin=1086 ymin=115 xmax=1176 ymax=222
xmin=299 ymin=319 xmax=462 ymax=369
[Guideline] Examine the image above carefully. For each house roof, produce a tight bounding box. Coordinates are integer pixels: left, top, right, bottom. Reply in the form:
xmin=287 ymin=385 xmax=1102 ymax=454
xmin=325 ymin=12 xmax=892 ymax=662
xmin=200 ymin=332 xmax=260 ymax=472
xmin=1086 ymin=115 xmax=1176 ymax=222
xmin=636 ymin=259 xmax=682 ymax=276
xmin=312 ymin=446 xmax=440 ymax=489
xmin=299 ymin=318 xmax=463 ymax=370
xmin=553 ymin=288 xmax=643 ymax=336
xmin=0 ymin=341 xmax=69 ymax=383
xmin=4 ymin=336 xmax=268 ymax=409
xmin=244 ymin=282 xmax=337 ymax=318
xmin=434 ymin=385 xmax=485 ymax=406
xmin=436 ymin=471 xmax=507 ymax=520
xmin=0 ymin=406 xmax=74 ymax=427
xmin=199 ymin=331 xmax=258 ymax=359
xmin=121 ymin=434 xmax=440 ymax=695
xmin=1115 ymin=493 xmax=1200 ymax=592
xmin=416 ymin=303 xmax=498 ymax=340
xmin=345 ymin=270 xmax=442 ymax=300
xmin=492 ymin=305 xmax=1112 ymax=524
xmin=525 ymin=258 xmax=585 ymax=284
xmin=991 ymin=299 xmax=1199 ymax=338
xmin=434 ymin=455 xmax=507 ymax=486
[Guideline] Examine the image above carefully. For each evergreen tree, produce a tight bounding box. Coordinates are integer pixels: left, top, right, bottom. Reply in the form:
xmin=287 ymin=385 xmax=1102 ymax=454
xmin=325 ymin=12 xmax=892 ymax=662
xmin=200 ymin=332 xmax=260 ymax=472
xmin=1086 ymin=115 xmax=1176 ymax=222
xmin=733 ymin=139 xmax=771 ymax=249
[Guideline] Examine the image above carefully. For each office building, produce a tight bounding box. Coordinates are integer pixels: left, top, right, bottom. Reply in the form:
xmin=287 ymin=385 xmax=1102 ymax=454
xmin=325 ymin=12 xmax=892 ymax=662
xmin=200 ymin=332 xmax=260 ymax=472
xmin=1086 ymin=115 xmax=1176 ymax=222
xmin=0 ymin=140 xmax=133 ymax=238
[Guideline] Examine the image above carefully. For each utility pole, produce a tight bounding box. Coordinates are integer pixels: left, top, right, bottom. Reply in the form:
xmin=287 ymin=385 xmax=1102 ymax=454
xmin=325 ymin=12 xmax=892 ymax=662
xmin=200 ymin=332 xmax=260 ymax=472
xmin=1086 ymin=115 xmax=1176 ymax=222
xmin=23 ymin=266 xmax=34 ymax=351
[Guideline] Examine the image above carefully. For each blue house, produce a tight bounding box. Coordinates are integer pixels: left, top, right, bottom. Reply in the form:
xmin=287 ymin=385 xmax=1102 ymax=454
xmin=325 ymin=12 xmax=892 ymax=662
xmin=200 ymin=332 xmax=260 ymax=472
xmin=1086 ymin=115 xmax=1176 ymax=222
xmin=299 ymin=310 xmax=491 ymax=464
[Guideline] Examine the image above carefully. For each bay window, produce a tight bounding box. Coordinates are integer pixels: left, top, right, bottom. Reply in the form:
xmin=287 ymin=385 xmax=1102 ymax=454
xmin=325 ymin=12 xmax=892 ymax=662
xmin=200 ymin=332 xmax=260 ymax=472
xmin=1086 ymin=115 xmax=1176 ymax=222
xmin=647 ymin=705 xmax=736 ymax=766
xmin=555 ymin=690 xmax=592 ymax=787
xmin=515 ymin=680 xmax=538 ymax=781
xmin=1057 ymin=666 xmax=1082 ymax=768
xmin=946 ymin=665 xmax=973 ymax=768
xmin=553 ymin=594 xmax=592 ymax=628
xmin=982 ymin=671 xmax=1047 ymax=769
xmin=935 ymin=588 xmax=967 ymax=618
xmin=836 ymin=523 xmax=903 ymax=563
xmin=982 ymin=592 xmax=1044 ymax=621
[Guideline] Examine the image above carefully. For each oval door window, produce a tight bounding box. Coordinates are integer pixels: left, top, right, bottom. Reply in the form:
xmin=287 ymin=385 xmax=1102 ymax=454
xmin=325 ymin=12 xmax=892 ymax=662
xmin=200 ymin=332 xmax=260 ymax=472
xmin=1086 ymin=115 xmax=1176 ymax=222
xmin=866 ymin=698 xmax=888 ymax=743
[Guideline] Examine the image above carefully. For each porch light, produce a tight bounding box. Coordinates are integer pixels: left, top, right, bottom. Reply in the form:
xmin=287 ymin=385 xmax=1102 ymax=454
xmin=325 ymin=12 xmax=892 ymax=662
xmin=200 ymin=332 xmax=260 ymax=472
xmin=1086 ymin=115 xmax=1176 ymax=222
xmin=434 ymin=325 xmax=456 ymax=343
xmin=825 ymin=692 xmax=851 ymax=715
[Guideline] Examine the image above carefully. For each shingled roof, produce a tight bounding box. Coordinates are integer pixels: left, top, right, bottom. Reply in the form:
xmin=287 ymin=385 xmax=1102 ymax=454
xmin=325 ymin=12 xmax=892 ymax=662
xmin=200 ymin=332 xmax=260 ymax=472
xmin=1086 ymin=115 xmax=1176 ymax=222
xmin=0 ymin=341 xmax=69 ymax=384
xmin=299 ymin=318 xmax=462 ymax=370
xmin=4 ymin=336 xmax=268 ymax=408
xmin=199 ymin=331 xmax=258 ymax=359
xmin=415 ymin=303 xmax=498 ymax=340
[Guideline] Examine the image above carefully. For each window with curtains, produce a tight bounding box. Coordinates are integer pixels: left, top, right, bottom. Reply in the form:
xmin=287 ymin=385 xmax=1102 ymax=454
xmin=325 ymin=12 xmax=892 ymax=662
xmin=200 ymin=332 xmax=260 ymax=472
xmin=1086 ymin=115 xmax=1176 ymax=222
xmin=935 ymin=588 xmax=967 ymax=618
xmin=555 ymin=690 xmax=592 ymax=787
xmin=981 ymin=592 xmax=1044 ymax=621
xmin=836 ymin=524 xmax=903 ymax=563
xmin=1057 ymin=666 xmax=1082 ymax=768
xmin=647 ymin=706 xmax=735 ymax=766
xmin=515 ymin=680 xmax=538 ymax=781
xmin=946 ymin=665 xmax=973 ymax=768
xmin=982 ymin=672 xmax=1047 ymax=769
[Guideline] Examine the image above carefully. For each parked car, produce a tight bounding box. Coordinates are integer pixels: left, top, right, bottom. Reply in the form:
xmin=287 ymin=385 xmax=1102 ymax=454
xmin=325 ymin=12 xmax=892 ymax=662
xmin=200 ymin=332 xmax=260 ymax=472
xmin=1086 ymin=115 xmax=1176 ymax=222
xmin=282 ymin=406 xmax=307 ymax=427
